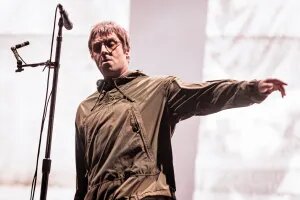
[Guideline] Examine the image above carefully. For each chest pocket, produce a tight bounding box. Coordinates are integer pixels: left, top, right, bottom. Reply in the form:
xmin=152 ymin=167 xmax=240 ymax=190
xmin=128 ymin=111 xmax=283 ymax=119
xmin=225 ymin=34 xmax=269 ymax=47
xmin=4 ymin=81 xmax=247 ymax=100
xmin=83 ymin=99 xmax=155 ymax=174
xmin=129 ymin=105 xmax=153 ymax=161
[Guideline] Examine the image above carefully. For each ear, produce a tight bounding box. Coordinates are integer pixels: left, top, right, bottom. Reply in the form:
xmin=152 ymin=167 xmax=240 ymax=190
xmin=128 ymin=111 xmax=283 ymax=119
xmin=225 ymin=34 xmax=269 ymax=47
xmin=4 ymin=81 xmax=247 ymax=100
xmin=125 ymin=51 xmax=130 ymax=61
xmin=90 ymin=52 xmax=96 ymax=60
xmin=89 ymin=50 xmax=94 ymax=58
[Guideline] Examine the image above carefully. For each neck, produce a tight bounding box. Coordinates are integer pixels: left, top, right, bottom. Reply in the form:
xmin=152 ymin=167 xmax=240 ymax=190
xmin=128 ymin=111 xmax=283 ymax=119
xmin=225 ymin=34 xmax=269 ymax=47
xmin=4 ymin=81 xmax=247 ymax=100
xmin=104 ymin=68 xmax=129 ymax=80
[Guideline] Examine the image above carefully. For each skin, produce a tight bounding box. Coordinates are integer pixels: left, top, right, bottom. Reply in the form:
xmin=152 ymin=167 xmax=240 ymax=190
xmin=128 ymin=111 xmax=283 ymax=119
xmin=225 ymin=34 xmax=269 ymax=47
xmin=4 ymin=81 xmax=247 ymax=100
xmin=91 ymin=32 xmax=129 ymax=79
xmin=258 ymin=78 xmax=287 ymax=97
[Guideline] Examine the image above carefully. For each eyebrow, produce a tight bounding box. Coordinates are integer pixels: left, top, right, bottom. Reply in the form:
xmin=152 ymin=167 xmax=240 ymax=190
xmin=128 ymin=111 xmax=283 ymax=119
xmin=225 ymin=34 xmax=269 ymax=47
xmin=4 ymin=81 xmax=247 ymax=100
xmin=93 ymin=37 xmax=119 ymax=44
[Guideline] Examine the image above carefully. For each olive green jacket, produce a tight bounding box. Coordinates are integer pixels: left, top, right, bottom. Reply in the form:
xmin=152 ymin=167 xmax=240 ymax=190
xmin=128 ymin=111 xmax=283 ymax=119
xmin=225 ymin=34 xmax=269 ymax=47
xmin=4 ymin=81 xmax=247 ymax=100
xmin=74 ymin=71 xmax=267 ymax=200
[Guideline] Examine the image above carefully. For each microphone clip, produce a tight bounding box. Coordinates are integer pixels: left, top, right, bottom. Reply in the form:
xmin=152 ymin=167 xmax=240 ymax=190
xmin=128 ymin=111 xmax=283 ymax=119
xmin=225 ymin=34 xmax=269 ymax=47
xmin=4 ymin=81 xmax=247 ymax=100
xmin=15 ymin=61 xmax=24 ymax=72
xmin=10 ymin=47 xmax=24 ymax=72
xmin=11 ymin=41 xmax=56 ymax=73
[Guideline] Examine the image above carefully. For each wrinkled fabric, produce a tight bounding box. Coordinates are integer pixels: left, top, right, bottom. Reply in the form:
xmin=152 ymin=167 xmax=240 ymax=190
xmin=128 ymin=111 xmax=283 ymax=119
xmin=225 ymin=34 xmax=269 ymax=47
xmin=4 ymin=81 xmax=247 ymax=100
xmin=74 ymin=70 xmax=267 ymax=200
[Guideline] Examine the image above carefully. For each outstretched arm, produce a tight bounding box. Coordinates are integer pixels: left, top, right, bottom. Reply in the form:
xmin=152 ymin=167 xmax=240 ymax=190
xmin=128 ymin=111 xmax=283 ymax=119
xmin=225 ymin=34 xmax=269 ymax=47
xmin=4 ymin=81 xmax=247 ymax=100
xmin=258 ymin=78 xmax=287 ymax=97
xmin=166 ymin=78 xmax=287 ymax=122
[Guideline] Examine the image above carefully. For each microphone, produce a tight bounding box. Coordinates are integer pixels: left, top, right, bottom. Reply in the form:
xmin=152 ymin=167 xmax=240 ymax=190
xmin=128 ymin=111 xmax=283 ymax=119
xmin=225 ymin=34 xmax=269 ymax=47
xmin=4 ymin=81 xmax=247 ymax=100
xmin=58 ymin=4 xmax=73 ymax=30
xmin=11 ymin=41 xmax=30 ymax=50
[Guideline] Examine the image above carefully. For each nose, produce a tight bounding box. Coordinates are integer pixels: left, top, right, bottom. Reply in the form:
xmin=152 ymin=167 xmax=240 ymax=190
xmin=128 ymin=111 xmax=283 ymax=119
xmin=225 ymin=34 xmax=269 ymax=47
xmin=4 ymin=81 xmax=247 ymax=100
xmin=100 ymin=43 xmax=109 ymax=54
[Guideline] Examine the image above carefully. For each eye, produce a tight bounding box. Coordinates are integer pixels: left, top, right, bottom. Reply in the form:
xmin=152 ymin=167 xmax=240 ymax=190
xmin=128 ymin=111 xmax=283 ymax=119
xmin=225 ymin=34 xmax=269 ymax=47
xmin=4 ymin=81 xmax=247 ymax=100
xmin=105 ymin=39 xmax=117 ymax=48
xmin=92 ymin=42 xmax=102 ymax=53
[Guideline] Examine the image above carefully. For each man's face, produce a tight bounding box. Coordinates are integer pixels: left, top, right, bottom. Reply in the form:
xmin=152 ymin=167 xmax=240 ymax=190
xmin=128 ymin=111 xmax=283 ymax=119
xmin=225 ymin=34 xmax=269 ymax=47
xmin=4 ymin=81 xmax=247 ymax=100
xmin=91 ymin=32 xmax=129 ymax=79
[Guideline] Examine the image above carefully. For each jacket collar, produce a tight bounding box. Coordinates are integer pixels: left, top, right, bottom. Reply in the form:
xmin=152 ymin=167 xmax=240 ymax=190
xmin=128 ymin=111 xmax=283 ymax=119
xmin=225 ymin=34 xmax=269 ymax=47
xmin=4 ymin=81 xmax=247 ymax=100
xmin=96 ymin=70 xmax=146 ymax=93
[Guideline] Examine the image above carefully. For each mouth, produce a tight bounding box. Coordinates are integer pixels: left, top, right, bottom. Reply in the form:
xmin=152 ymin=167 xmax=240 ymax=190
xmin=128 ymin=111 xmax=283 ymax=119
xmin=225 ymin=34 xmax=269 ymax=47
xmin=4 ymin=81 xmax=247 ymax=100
xmin=101 ymin=58 xmax=111 ymax=63
xmin=100 ymin=59 xmax=112 ymax=67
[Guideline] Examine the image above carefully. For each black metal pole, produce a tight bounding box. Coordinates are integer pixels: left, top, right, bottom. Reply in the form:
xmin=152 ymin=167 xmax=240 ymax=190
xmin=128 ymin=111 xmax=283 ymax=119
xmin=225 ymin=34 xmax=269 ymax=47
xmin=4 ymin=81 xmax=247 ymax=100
xmin=40 ymin=16 xmax=64 ymax=200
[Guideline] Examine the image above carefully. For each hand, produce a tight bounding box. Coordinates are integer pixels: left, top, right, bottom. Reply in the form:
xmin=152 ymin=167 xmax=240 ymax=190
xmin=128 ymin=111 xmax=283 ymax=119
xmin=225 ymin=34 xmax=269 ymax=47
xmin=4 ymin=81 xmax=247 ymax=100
xmin=258 ymin=78 xmax=287 ymax=98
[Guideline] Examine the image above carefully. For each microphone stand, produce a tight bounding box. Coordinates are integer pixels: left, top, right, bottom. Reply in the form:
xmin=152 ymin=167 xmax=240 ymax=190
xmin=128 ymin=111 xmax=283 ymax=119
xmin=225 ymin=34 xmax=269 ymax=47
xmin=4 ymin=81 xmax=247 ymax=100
xmin=39 ymin=16 xmax=63 ymax=200
xmin=11 ymin=4 xmax=72 ymax=200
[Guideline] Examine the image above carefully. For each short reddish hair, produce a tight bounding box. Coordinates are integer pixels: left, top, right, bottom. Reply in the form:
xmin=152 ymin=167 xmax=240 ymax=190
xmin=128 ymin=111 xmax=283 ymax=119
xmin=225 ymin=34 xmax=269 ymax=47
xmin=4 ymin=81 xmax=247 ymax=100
xmin=88 ymin=21 xmax=130 ymax=54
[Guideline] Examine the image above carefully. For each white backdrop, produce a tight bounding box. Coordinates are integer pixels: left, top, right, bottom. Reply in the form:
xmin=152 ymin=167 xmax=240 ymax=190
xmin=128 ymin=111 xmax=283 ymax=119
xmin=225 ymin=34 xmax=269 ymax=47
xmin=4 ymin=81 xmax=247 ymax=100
xmin=0 ymin=1 xmax=298 ymax=200
xmin=194 ymin=0 xmax=300 ymax=199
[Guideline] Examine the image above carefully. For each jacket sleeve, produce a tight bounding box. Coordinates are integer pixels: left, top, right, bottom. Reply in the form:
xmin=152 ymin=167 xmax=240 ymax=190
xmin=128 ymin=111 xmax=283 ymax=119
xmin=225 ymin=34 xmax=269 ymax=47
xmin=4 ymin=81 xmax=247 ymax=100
xmin=166 ymin=78 xmax=268 ymax=122
xmin=74 ymin=120 xmax=88 ymax=200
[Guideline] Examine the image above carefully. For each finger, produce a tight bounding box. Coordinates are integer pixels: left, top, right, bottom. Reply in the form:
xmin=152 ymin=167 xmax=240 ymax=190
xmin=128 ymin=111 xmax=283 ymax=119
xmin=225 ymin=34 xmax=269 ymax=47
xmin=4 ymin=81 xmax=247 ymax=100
xmin=277 ymin=83 xmax=287 ymax=97
xmin=265 ymin=78 xmax=288 ymax=85
xmin=279 ymin=85 xmax=286 ymax=97
xmin=279 ymin=87 xmax=284 ymax=98
xmin=263 ymin=83 xmax=273 ymax=90
xmin=258 ymin=83 xmax=273 ymax=93
xmin=275 ymin=80 xmax=288 ymax=86
xmin=275 ymin=84 xmax=286 ymax=97
xmin=265 ymin=78 xmax=287 ymax=85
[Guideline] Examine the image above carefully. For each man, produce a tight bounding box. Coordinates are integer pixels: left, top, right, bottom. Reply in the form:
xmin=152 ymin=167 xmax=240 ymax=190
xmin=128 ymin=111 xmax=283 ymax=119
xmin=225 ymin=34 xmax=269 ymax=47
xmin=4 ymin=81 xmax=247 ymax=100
xmin=75 ymin=21 xmax=286 ymax=200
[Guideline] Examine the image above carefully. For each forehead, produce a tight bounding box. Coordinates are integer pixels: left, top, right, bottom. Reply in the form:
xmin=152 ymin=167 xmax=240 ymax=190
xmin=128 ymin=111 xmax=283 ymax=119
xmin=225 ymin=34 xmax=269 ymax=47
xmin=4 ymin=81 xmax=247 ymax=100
xmin=92 ymin=32 xmax=119 ymax=43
